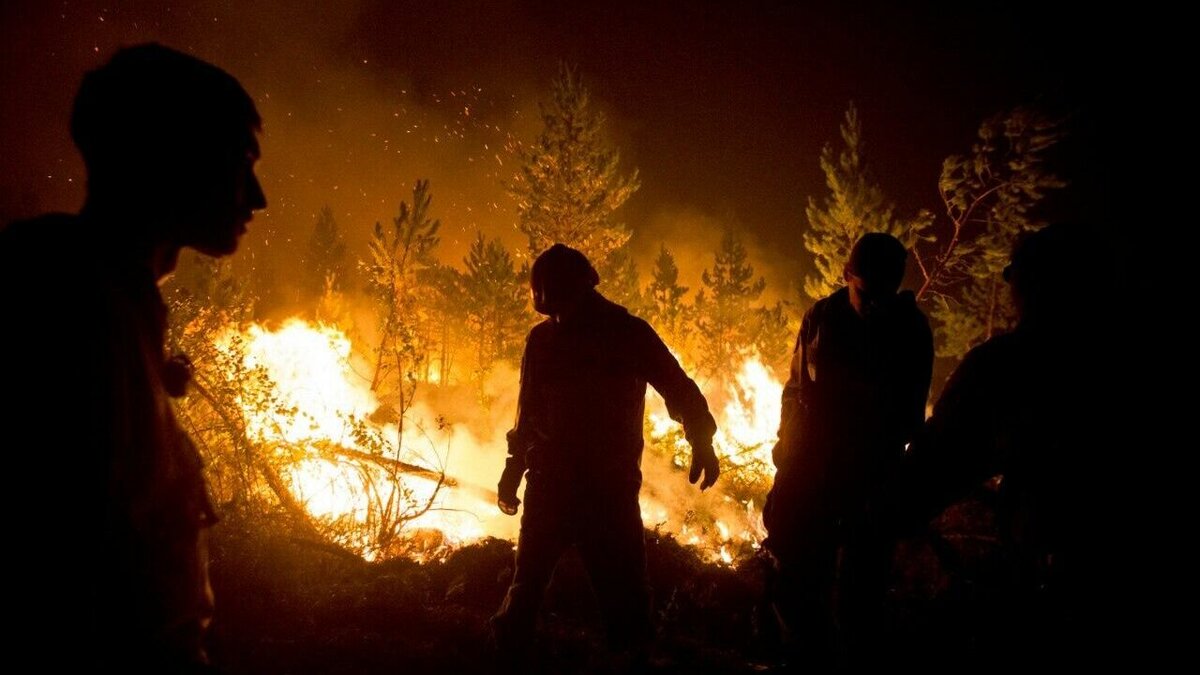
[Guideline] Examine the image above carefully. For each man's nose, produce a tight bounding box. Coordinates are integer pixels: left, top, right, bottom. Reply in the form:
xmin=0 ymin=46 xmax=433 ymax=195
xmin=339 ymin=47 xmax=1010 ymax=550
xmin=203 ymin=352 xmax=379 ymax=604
xmin=247 ymin=172 xmax=267 ymax=211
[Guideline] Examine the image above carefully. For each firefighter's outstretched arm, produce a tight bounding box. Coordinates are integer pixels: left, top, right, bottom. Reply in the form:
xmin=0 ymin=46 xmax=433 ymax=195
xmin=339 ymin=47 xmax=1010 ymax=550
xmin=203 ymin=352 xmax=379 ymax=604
xmin=638 ymin=320 xmax=720 ymax=490
xmin=498 ymin=339 xmax=537 ymax=515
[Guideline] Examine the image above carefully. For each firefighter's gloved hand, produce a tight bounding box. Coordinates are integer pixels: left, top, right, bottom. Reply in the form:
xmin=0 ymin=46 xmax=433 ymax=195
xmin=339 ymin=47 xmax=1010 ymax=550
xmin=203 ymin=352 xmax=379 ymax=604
xmin=497 ymin=494 xmax=520 ymax=516
xmin=688 ymin=436 xmax=720 ymax=490
xmin=497 ymin=457 xmax=524 ymax=516
xmin=771 ymin=437 xmax=796 ymax=472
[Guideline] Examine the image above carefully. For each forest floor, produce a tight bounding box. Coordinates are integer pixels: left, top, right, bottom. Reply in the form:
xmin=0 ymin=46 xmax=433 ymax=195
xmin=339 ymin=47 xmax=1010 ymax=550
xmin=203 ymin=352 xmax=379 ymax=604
xmin=206 ymin=500 xmax=1002 ymax=675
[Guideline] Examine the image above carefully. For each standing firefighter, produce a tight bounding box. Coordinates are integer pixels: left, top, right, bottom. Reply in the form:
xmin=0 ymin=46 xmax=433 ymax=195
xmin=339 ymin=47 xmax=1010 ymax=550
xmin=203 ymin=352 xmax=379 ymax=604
xmin=490 ymin=243 xmax=720 ymax=668
xmin=763 ymin=233 xmax=933 ymax=668
xmin=0 ymin=44 xmax=265 ymax=671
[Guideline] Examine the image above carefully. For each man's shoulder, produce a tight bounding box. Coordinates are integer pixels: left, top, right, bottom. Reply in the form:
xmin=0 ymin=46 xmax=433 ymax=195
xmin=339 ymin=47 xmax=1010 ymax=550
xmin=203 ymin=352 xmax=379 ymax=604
xmin=618 ymin=308 xmax=652 ymax=331
xmin=613 ymin=308 xmax=665 ymax=345
xmin=1 ymin=215 xmax=105 ymax=358
xmin=959 ymin=332 xmax=1022 ymax=376
xmin=1 ymin=213 xmax=86 ymax=281
xmin=528 ymin=318 xmax=555 ymax=340
xmin=816 ymin=287 xmax=849 ymax=311
xmin=802 ymin=288 xmax=846 ymax=327
xmin=588 ymin=294 xmax=650 ymax=334
xmin=934 ymin=333 xmax=1026 ymax=409
xmin=894 ymin=290 xmax=932 ymax=333
xmin=1 ymin=213 xmax=115 ymax=312
xmin=0 ymin=213 xmax=81 ymax=253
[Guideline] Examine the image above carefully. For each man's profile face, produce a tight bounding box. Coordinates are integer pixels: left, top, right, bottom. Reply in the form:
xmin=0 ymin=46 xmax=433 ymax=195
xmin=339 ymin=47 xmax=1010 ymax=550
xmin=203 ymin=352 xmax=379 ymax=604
xmin=531 ymin=277 xmax=586 ymax=317
xmin=844 ymin=268 xmax=898 ymax=319
xmin=170 ymin=127 xmax=266 ymax=258
xmin=532 ymin=280 xmax=566 ymax=316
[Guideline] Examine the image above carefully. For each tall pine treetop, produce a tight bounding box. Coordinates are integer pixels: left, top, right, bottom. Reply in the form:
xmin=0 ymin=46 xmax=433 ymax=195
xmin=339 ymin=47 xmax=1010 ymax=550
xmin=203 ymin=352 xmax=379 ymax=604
xmin=693 ymin=225 xmax=771 ymax=381
xmin=802 ymin=102 xmax=931 ymax=301
xmin=644 ymin=244 xmax=692 ymax=354
xmin=304 ymin=205 xmax=348 ymax=297
xmin=704 ymin=226 xmax=767 ymax=303
xmin=508 ymin=62 xmax=640 ymax=263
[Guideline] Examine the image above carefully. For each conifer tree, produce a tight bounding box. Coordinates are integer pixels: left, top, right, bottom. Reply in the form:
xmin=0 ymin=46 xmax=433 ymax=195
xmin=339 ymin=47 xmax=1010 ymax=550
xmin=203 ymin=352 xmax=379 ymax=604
xmin=457 ymin=232 xmax=531 ymax=381
xmin=916 ymin=108 xmax=1065 ymax=357
xmin=803 ymin=102 xmax=932 ymax=300
xmin=644 ymin=244 xmax=691 ymax=353
xmin=599 ymin=246 xmax=645 ymax=316
xmin=363 ymin=180 xmax=441 ymax=421
xmin=508 ymin=62 xmax=640 ymax=264
xmin=694 ymin=226 xmax=768 ymax=381
xmin=304 ymin=205 xmax=348 ymax=298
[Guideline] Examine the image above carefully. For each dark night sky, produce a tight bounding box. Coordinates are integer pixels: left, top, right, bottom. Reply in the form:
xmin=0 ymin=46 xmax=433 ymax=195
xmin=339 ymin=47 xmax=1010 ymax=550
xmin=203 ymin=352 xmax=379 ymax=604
xmin=0 ymin=0 xmax=1156 ymax=294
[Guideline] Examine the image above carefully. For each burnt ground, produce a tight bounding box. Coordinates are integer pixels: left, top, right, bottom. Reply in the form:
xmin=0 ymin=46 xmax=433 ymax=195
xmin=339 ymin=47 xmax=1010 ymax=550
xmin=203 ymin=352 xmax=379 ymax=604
xmin=207 ymin=501 xmax=1002 ymax=675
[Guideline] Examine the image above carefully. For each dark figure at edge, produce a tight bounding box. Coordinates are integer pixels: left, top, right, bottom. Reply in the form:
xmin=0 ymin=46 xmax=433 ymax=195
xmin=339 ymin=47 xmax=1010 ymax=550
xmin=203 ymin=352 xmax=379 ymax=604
xmin=887 ymin=223 xmax=1147 ymax=669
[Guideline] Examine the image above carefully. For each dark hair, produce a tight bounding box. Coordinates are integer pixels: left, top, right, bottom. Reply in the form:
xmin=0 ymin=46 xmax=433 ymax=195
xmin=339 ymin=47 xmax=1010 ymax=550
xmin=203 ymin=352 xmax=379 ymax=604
xmin=847 ymin=232 xmax=907 ymax=290
xmin=531 ymin=243 xmax=600 ymax=292
xmin=71 ymin=43 xmax=260 ymax=176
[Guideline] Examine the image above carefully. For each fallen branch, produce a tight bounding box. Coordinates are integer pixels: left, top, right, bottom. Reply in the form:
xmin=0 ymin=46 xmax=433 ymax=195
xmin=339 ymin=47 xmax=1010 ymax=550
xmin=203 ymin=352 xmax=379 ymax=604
xmin=189 ymin=377 xmax=329 ymax=541
xmin=287 ymin=535 xmax=368 ymax=563
xmin=312 ymin=441 xmax=458 ymax=487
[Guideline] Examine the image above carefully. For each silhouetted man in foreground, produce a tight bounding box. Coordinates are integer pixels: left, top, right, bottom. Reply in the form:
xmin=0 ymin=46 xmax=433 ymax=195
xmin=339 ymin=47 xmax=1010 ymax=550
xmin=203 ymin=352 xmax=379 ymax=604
xmin=890 ymin=223 xmax=1143 ymax=668
xmin=0 ymin=44 xmax=265 ymax=671
xmin=763 ymin=233 xmax=933 ymax=669
xmin=490 ymin=243 xmax=720 ymax=669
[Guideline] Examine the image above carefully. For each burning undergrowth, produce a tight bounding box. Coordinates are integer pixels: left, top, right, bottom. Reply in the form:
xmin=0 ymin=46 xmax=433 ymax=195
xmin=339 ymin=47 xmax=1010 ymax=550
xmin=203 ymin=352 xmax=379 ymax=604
xmin=172 ymin=311 xmax=783 ymax=564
